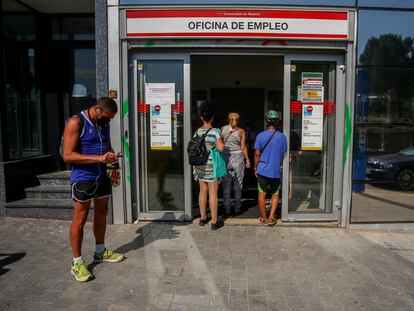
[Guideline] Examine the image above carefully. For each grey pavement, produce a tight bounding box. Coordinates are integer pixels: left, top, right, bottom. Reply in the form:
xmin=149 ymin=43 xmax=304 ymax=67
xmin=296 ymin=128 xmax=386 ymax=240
xmin=0 ymin=217 xmax=413 ymax=311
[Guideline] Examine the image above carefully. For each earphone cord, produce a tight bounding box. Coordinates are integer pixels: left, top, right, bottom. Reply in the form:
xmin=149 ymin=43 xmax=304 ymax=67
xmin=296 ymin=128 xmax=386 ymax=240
xmin=74 ymin=113 xmax=102 ymax=196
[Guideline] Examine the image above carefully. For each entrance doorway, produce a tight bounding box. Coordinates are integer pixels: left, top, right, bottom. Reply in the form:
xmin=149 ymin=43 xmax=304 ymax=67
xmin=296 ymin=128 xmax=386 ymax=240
xmin=129 ymin=52 xmax=344 ymax=223
xmin=191 ymin=55 xmax=283 ymax=218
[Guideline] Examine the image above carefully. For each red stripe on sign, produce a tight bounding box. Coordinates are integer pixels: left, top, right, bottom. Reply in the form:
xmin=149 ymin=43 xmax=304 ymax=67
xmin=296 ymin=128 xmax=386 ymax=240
xmin=324 ymin=101 xmax=336 ymax=115
xmin=127 ymin=32 xmax=348 ymax=39
xmin=290 ymin=101 xmax=336 ymax=115
xmin=138 ymin=101 xmax=150 ymax=113
xmin=126 ymin=10 xmax=348 ymax=20
xmin=290 ymin=101 xmax=302 ymax=114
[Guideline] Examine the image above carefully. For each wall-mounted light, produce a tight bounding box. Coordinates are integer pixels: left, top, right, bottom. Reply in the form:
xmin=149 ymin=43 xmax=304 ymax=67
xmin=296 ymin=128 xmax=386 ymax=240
xmin=109 ymin=90 xmax=118 ymax=98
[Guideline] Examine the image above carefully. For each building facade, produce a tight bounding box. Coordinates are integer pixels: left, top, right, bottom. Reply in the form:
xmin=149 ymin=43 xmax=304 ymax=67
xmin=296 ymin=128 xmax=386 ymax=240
xmin=1 ymin=0 xmax=413 ymax=228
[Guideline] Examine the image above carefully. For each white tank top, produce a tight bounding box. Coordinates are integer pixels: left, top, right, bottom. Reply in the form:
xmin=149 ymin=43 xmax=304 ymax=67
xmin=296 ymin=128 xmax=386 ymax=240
xmin=222 ymin=125 xmax=242 ymax=154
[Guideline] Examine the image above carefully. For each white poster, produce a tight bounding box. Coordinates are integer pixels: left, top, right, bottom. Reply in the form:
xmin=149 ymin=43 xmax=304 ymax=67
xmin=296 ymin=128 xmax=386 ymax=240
xmin=145 ymin=83 xmax=175 ymax=150
xmin=301 ymin=104 xmax=324 ymax=151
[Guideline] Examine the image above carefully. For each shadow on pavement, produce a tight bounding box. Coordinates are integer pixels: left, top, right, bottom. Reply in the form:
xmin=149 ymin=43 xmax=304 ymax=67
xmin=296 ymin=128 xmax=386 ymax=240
xmin=89 ymin=222 xmax=183 ymax=273
xmin=0 ymin=252 xmax=26 ymax=276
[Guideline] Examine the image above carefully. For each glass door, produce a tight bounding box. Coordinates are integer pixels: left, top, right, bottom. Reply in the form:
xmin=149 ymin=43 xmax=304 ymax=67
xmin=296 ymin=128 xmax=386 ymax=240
xmin=132 ymin=54 xmax=190 ymax=220
xmin=282 ymin=55 xmax=345 ymax=221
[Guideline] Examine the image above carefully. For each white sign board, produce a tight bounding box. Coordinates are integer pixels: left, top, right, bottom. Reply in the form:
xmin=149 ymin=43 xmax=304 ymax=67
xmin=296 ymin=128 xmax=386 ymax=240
xmin=301 ymin=104 xmax=324 ymax=151
xmin=126 ymin=9 xmax=349 ymax=40
xmin=145 ymin=83 xmax=175 ymax=150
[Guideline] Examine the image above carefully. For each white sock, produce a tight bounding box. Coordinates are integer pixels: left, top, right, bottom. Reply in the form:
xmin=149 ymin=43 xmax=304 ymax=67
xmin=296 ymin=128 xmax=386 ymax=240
xmin=73 ymin=256 xmax=83 ymax=264
xmin=95 ymin=244 xmax=106 ymax=254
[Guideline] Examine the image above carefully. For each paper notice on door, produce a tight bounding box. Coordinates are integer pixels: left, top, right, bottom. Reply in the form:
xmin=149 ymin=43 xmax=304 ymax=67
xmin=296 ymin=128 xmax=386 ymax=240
xmin=301 ymin=104 xmax=323 ymax=151
xmin=301 ymin=87 xmax=324 ymax=103
xmin=301 ymin=72 xmax=324 ymax=103
xmin=302 ymin=72 xmax=323 ymax=87
xmin=145 ymin=83 xmax=175 ymax=150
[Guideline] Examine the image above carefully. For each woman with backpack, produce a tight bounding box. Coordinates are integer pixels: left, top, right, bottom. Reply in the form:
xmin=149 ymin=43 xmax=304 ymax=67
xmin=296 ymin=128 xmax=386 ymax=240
xmin=221 ymin=112 xmax=251 ymax=216
xmin=193 ymin=104 xmax=225 ymax=230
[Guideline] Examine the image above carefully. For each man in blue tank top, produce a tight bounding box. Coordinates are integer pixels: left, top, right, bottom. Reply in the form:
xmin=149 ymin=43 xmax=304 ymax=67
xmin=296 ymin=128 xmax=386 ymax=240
xmin=63 ymin=97 xmax=125 ymax=282
xmin=254 ymin=110 xmax=287 ymax=227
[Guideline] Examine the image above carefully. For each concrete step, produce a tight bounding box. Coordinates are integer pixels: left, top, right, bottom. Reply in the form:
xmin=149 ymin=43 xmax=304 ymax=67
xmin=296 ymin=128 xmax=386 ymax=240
xmin=5 ymin=198 xmax=73 ymax=220
xmin=37 ymin=170 xmax=71 ymax=186
xmin=25 ymin=185 xmax=71 ymax=199
xmin=5 ymin=198 xmax=94 ymax=221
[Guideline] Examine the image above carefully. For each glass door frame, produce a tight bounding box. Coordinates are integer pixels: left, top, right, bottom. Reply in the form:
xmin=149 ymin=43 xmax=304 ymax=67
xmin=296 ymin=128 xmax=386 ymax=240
xmin=131 ymin=52 xmax=191 ymax=221
xmin=281 ymin=54 xmax=346 ymax=222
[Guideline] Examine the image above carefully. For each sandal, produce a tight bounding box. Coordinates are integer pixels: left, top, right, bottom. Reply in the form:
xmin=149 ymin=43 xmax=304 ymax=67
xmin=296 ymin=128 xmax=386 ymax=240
xmin=267 ymin=218 xmax=277 ymax=227
xmin=199 ymin=217 xmax=210 ymax=226
xmin=259 ymin=217 xmax=268 ymax=225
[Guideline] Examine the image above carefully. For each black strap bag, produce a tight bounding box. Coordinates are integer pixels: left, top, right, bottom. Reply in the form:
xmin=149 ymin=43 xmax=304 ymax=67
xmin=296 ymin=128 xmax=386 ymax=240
xmin=59 ymin=112 xmax=84 ymax=158
xmin=187 ymin=128 xmax=212 ymax=166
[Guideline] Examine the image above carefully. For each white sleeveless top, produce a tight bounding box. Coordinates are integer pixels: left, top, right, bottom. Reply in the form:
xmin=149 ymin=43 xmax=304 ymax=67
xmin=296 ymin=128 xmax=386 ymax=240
xmin=222 ymin=125 xmax=242 ymax=154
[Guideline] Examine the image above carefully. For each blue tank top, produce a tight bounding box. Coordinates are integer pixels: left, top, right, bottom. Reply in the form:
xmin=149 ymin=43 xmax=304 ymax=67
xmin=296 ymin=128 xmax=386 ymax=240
xmin=70 ymin=111 xmax=110 ymax=183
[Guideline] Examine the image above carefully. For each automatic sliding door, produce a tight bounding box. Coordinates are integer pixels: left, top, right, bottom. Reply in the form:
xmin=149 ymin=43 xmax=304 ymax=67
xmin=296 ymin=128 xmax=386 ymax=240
xmin=282 ymin=55 xmax=345 ymax=221
xmin=134 ymin=58 xmax=187 ymax=219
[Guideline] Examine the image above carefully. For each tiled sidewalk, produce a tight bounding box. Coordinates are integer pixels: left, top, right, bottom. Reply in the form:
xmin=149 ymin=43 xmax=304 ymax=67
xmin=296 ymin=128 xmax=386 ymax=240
xmin=0 ymin=217 xmax=413 ymax=310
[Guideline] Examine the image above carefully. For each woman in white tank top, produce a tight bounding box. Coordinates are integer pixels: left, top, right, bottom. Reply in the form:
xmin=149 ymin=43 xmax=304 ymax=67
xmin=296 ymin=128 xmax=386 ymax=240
xmin=221 ymin=112 xmax=251 ymax=215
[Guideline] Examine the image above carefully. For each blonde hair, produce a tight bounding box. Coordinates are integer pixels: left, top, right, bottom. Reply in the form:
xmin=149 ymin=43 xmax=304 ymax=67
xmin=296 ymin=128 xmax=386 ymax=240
xmin=228 ymin=112 xmax=239 ymax=128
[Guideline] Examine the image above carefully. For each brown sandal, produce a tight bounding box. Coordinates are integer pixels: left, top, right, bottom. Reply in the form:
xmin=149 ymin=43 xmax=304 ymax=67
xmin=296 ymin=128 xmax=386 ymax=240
xmin=259 ymin=217 xmax=268 ymax=225
xmin=267 ymin=218 xmax=277 ymax=227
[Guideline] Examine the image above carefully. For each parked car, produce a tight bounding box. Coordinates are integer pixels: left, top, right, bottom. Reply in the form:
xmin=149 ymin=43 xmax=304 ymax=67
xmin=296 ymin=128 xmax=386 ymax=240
xmin=366 ymin=146 xmax=414 ymax=191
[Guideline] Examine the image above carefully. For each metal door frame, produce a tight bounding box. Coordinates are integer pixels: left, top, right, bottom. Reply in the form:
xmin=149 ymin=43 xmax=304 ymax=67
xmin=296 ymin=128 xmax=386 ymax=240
xmin=281 ymin=54 xmax=345 ymax=222
xmin=131 ymin=52 xmax=191 ymax=221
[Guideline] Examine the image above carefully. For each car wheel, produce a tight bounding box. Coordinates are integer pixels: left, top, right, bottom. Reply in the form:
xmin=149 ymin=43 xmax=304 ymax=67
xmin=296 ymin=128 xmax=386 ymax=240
xmin=397 ymin=169 xmax=414 ymax=191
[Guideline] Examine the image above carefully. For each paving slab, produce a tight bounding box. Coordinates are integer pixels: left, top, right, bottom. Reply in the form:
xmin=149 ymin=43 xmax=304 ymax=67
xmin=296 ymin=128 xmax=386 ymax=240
xmin=0 ymin=217 xmax=413 ymax=311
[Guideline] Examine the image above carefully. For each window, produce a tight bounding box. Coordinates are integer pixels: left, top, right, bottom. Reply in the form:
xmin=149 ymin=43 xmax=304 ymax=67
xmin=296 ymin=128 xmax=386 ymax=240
xmin=70 ymin=49 xmax=97 ymax=114
xmin=3 ymin=13 xmax=42 ymax=159
xmin=357 ymin=10 xmax=414 ymax=65
xmin=358 ymin=0 xmax=414 ymax=9
xmin=52 ymin=17 xmax=95 ymax=41
xmin=3 ymin=14 xmax=36 ymax=42
xmin=351 ymin=9 xmax=414 ymax=223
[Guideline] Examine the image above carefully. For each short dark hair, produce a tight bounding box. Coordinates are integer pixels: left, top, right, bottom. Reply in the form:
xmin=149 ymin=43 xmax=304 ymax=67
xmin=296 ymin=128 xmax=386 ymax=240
xmin=96 ymin=97 xmax=118 ymax=113
xmin=200 ymin=103 xmax=215 ymax=122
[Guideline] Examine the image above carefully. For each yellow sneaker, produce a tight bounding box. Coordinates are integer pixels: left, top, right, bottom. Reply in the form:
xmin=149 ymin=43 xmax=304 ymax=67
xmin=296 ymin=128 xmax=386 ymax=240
xmin=71 ymin=261 xmax=93 ymax=282
xmin=93 ymin=249 xmax=125 ymax=263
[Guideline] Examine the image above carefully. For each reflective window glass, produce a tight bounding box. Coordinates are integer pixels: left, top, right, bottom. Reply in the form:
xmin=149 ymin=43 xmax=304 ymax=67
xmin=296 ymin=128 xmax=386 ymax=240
xmin=52 ymin=17 xmax=95 ymax=41
xmin=70 ymin=49 xmax=97 ymax=115
xmin=358 ymin=0 xmax=414 ymax=9
xmin=358 ymin=10 xmax=414 ymax=65
xmin=351 ymin=67 xmax=414 ymax=223
xmin=3 ymin=14 xmax=36 ymax=42
xmin=356 ymin=68 xmax=414 ymax=124
xmin=4 ymin=47 xmax=41 ymax=158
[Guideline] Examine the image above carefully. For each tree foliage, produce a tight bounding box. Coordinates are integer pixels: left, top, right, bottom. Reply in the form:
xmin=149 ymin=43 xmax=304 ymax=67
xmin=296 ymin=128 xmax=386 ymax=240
xmin=359 ymin=34 xmax=414 ymax=112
